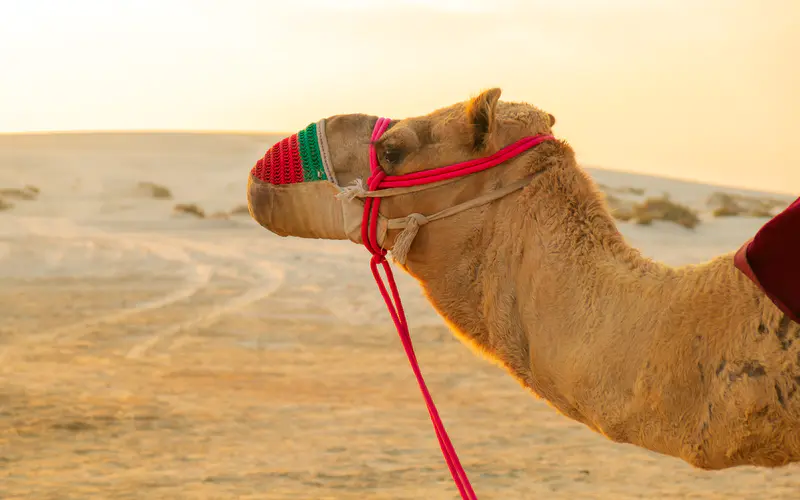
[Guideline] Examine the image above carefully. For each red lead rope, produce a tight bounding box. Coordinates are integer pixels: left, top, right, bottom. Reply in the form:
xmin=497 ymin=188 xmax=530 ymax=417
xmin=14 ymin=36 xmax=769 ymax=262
xmin=360 ymin=117 xmax=555 ymax=500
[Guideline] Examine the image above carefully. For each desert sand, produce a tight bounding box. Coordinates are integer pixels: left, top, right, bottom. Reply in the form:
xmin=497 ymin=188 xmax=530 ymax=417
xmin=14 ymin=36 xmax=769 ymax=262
xmin=0 ymin=132 xmax=798 ymax=499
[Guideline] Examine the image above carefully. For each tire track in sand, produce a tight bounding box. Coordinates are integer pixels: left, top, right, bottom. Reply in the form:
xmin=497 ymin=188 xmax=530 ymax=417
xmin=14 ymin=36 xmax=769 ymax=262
xmin=0 ymin=220 xmax=288 ymax=363
xmin=123 ymin=237 xmax=286 ymax=359
xmin=0 ymin=229 xmax=216 ymax=364
xmin=35 ymin=264 xmax=213 ymax=344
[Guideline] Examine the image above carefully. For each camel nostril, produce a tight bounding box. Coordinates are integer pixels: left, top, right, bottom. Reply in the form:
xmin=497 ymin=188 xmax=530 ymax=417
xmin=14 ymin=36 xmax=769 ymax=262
xmin=250 ymin=122 xmax=330 ymax=185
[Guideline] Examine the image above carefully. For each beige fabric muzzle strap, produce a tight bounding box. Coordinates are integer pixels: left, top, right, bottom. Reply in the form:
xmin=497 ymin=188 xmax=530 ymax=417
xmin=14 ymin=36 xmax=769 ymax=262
xmin=316 ymin=119 xmax=338 ymax=186
xmin=338 ymin=174 xmax=537 ymax=265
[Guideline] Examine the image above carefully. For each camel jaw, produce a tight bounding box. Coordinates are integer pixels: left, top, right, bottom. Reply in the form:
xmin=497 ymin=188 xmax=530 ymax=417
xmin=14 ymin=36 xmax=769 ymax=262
xmin=246 ymin=174 xmax=347 ymax=240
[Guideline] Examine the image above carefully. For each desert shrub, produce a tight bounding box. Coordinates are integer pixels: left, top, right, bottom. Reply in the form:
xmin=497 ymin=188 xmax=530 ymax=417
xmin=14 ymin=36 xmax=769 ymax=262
xmin=633 ymin=196 xmax=700 ymax=229
xmin=173 ymin=203 xmax=205 ymax=218
xmin=0 ymin=185 xmax=39 ymax=200
xmin=229 ymin=204 xmax=250 ymax=216
xmin=707 ymin=192 xmax=779 ymax=218
xmin=597 ymin=183 xmax=645 ymax=197
xmin=137 ymin=182 xmax=173 ymax=199
xmin=604 ymin=193 xmax=635 ymax=222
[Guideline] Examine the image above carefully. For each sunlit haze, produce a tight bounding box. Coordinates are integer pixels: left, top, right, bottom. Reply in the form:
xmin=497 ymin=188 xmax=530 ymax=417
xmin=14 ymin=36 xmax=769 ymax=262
xmin=2 ymin=0 xmax=797 ymax=193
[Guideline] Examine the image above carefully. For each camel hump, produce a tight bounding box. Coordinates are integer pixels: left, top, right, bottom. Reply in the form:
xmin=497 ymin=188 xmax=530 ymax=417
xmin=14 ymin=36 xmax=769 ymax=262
xmin=735 ymin=196 xmax=800 ymax=323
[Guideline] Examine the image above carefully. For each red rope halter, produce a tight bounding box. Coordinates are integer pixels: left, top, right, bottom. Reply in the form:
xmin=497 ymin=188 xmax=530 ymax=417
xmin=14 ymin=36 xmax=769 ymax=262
xmin=361 ymin=117 xmax=555 ymax=499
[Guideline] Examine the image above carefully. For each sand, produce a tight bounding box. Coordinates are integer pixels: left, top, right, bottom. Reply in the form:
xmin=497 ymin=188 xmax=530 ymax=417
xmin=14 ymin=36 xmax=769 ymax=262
xmin=0 ymin=132 xmax=798 ymax=499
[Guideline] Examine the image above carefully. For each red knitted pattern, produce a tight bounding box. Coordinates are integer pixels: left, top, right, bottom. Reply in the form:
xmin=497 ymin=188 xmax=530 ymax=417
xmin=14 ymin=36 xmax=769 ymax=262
xmin=251 ymin=134 xmax=304 ymax=184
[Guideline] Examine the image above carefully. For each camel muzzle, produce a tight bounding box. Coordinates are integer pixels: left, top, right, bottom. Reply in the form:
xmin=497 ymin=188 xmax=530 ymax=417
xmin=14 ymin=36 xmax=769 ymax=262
xmin=246 ymin=119 xmax=388 ymax=245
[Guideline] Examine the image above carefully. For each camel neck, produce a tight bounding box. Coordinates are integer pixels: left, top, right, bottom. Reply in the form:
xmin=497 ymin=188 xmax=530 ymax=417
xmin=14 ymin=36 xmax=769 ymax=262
xmin=504 ymin=164 xmax=673 ymax=421
xmin=407 ymin=150 xmax=680 ymax=428
xmin=398 ymin=143 xmax=800 ymax=469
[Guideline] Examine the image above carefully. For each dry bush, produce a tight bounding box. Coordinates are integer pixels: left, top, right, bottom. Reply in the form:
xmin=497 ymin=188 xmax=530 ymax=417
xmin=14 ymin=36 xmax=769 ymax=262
xmin=597 ymin=183 xmax=646 ymax=197
xmin=0 ymin=185 xmax=39 ymax=200
xmin=619 ymin=186 xmax=645 ymax=196
xmin=633 ymin=196 xmax=700 ymax=229
xmin=173 ymin=203 xmax=205 ymax=218
xmin=137 ymin=182 xmax=173 ymax=199
xmin=229 ymin=204 xmax=250 ymax=216
xmin=604 ymin=192 xmax=700 ymax=229
xmin=707 ymin=192 xmax=780 ymax=218
xmin=604 ymin=193 xmax=636 ymax=222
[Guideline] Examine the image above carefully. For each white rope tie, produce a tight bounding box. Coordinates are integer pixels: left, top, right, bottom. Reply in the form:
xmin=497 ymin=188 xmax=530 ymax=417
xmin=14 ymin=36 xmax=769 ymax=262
xmin=336 ymin=179 xmax=368 ymax=201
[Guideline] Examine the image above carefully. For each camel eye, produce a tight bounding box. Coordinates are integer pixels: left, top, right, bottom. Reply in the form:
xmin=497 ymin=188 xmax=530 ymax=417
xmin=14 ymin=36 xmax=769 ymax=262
xmin=383 ymin=147 xmax=404 ymax=165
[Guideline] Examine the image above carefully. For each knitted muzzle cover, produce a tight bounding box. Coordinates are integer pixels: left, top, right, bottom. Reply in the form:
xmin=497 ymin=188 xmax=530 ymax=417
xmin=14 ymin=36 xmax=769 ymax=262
xmin=250 ymin=120 xmax=336 ymax=186
xmin=246 ymin=119 xmax=388 ymax=245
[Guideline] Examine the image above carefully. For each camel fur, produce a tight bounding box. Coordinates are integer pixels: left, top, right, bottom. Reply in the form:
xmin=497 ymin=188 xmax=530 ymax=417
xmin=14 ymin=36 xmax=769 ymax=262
xmin=250 ymin=88 xmax=800 ymax=470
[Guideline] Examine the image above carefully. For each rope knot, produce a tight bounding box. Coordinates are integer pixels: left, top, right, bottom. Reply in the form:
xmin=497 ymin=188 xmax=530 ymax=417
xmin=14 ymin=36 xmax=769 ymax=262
xmin=335 ymin=179 xmax=367 ymax=201
xmin=406 ymin=212 xmax=429 ymax=227
xmin=391 ymin=212 xmax=428 ymax=265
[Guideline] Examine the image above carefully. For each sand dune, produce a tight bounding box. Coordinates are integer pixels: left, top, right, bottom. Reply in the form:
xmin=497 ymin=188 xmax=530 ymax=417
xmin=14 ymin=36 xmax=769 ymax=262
xmin=0 ymin=132 xmax=797 ymax=499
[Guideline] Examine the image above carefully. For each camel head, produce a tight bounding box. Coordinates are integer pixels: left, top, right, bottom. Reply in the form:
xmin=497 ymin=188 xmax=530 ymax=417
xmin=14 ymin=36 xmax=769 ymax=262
xmin=247 ymin=88 xmax=557 ymax=266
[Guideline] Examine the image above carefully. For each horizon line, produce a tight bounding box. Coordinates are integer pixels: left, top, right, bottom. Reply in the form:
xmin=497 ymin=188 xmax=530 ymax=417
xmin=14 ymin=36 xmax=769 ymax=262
xmin=1 ymin=129 xmax=795 ymax=198
xmin=0 ymin=128 xmax=289 ymax=136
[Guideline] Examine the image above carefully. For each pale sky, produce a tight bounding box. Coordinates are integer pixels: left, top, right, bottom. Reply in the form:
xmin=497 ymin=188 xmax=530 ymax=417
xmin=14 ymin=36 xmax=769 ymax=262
xmin=1 ymin=0 xmax=798 ymax=193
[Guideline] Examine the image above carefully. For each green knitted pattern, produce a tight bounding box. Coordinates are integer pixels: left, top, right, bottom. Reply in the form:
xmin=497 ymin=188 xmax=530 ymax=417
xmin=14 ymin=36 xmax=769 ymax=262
xmin=297 ymin=122 xmax=328 ymax=182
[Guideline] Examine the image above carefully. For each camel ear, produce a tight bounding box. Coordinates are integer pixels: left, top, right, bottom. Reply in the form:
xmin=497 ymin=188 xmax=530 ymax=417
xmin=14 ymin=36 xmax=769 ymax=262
xmin=466 ymin=87 xmax=501 ymax=150
xmin=548 ymin=113 xmax=556 ymax=127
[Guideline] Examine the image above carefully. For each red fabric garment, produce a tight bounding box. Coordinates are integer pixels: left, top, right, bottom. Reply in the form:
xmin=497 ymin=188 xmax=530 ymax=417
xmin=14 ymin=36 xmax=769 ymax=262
xmin=734 ymin=196 xmax=800 ymax=323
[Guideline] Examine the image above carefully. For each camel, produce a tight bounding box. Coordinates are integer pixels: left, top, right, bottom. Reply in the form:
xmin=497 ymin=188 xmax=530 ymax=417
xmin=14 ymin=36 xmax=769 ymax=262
xmin=246 ymin=88 xmax=800 ymax=472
